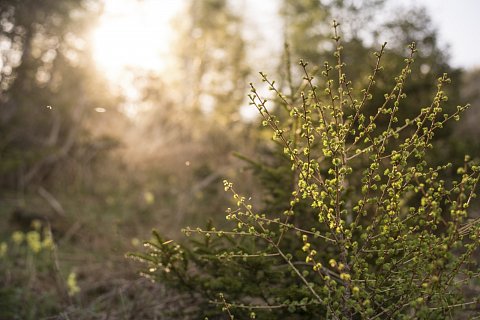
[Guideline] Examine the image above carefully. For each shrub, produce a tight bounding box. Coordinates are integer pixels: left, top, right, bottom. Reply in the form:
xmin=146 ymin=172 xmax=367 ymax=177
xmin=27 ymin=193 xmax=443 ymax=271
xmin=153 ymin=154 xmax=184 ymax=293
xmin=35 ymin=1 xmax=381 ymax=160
xmin=131 ymin=23 xmax=480 ymax=319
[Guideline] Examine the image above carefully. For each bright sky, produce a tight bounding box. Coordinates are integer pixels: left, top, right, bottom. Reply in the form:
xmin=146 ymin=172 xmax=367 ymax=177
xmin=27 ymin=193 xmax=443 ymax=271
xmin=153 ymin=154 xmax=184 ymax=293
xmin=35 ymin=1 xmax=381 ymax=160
xmin=408 ymin=0 xmax=480 ymax=69
xmin=92 ymin=0 xmax=182 ymax=80
xmin=92 ymin=0 xmax=480 ymax=81
xmin=92 ymin=0 xmax=182 ymax=116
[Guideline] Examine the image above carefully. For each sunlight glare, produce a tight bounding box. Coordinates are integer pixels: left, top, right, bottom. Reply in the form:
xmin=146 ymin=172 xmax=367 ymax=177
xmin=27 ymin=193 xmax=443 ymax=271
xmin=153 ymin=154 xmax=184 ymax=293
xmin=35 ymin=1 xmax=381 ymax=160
xmin=92 ymin=0 xmax=182 ymax=80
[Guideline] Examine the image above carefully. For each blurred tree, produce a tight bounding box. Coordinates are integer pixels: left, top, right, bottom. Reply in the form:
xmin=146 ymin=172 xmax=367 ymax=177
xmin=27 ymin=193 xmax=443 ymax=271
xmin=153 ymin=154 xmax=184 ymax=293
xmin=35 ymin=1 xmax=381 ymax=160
xmin=273 ymin=0 xmax=464 ymax=172
xmin=279 ymin=0 xmax=385 ymax=70
xmin=454 ymin=68 xmax=480 ymax=167
xmin=0 ymin=0 xmax=121 ymax=191
xmin=278 ymin=0 xmax=458 ymax=92
xmin=122 ymin=0 xmax=255 ymax=229
xmin=280 ymin=0 xmax=330 ymax=67
xmin=173 ymin=0 xmax=250 ymax=127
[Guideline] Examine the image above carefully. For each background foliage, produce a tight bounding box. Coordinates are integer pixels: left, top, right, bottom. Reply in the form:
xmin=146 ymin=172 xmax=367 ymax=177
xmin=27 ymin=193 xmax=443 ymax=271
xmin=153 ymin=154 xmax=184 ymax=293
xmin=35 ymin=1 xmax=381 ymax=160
xmin=0 ymin=0 xmax=479 ymax=318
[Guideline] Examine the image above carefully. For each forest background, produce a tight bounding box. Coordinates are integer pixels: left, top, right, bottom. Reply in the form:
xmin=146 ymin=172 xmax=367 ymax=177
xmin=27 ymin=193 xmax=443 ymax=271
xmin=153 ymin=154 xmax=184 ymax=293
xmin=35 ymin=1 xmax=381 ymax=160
xmin=0 ymin=0 xmax=479 ymax=318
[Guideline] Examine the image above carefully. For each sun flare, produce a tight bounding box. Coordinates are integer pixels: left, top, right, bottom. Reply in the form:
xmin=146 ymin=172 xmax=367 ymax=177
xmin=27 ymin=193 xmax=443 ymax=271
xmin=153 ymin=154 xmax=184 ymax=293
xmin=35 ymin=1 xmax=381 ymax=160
xmin=92 ymin=0 xmax=182 ymax=79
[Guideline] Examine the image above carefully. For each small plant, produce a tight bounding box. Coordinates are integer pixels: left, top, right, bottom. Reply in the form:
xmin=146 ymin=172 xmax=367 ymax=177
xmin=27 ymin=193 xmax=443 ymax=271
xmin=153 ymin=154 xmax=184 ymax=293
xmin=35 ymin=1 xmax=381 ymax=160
xmin=132 ymin=22 xmax=480 ymax=319
xmin=0 ymin=220 xmax=78 ymax=319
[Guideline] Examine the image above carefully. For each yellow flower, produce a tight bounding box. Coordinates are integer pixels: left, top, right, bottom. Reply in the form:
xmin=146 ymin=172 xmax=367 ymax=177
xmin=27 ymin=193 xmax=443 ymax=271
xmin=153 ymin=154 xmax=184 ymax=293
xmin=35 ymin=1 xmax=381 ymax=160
xmin=67 ymin=272 xmax=80 ymax=296
xmin=12 ymin=231 xmax=25 ymax=245
xmin=0 ymin=242 xmax=7 ymax=258
xmin=26 ymin=231 xmax=42 ymax=253
xmin=31 ymin=219 xmax=42 ymax=230
xmin=42 ymin=232 xmax=54 ymax=250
